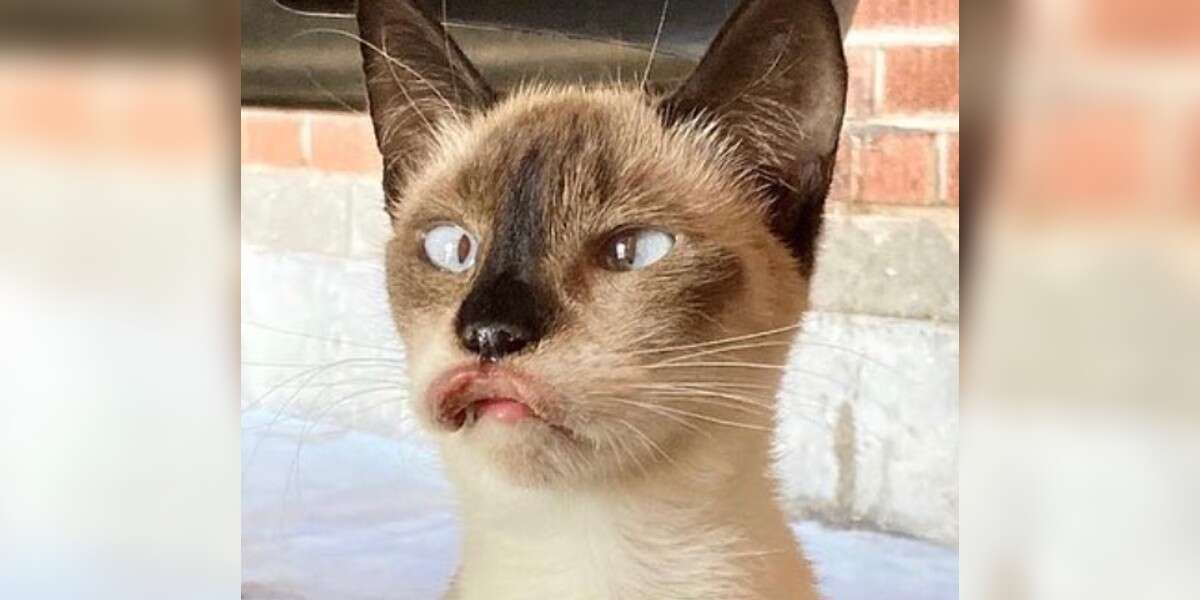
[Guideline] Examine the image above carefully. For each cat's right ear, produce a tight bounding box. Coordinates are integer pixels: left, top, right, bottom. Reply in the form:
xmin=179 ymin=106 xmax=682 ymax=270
xmin=660 ymin=0 xmax=847 ymax=273
xmin=356 ymin=0 xmax=495 ymax=204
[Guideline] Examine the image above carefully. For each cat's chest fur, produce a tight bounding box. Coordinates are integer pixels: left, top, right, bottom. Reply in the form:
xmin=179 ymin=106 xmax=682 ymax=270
xmin=440 ymin=432 xmax=818 ymax=600
xmin=448 ymin=507 xmax=748 ymax=600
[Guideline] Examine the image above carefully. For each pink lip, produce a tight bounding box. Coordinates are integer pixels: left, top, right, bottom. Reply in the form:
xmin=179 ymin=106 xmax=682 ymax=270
xmin=425 ymin=363 xmax=556 ymax=432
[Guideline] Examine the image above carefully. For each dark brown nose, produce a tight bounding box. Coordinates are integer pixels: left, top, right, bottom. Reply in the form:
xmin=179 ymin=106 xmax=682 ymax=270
xmin=454 ymin=271 xmax=552 ymax=361
xmin=459 ymin=321 xmax=534 ymax=361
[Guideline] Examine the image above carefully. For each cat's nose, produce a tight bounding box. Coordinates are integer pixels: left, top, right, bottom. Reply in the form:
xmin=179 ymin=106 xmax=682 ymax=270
xmin=459 ymin=322 xmax=534 ymax=361
xmin=454 ymin=271 xmax=553 ymax=361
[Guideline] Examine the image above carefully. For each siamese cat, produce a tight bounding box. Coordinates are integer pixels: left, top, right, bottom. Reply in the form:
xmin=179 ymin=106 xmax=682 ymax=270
xmin=355 ymin=0 xmax=847 ymax=597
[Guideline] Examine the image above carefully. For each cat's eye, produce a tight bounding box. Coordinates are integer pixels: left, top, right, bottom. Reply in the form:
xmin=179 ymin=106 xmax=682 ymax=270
xmin=422 ymin=223 xmax=477 ymax=273
xmin=602 ymin=228 xmax=675 ymax=271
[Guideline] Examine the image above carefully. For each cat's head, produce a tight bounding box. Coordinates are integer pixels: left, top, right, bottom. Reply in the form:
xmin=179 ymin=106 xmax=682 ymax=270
xmin=357 ymin=0 xmax=846 ymax=487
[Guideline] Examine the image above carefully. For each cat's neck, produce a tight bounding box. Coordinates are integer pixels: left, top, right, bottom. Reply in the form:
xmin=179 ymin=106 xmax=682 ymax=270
xmin=442 ymin=428 xmax=817 ymax=600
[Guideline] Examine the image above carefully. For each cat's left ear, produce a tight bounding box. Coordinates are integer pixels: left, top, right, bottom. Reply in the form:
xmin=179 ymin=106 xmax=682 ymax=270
xmin=660 ymin=0 xmax=847 ymax=271
xmin=356 ymin=0 xmax=495 ymax=208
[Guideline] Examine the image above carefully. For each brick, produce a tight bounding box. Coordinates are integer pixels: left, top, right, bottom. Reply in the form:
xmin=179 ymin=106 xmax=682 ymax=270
xmin=1013 ymin=105 xmax=1148 ymax=208
xmin=241 ymin=171 xmax=351 ymax=255
xmin=845 ymin=48 xmax=876 ymax=118
xmin=943 ymin=134 xmax=958 ymax=206
xmin=310 ymin=112 xmax=381 ymax=173
xmin=1 ymin=71 xmax=91 ymax=148
xmin=856 ymin=0 xmax=959 ymax=28
xmin=242 ymin=110 xmax=306 ymax=168
xmin=0 ymin=59 xmax=220 ymax=164
xmin=1081 ymin=0 xmax=1200 ymax=55
xmin=116 ymin=76 xmax=219 ymax=161
xmin=857 ymin=130 xmax=936 ymax=205
xmin=240 ymin=116 xmax=249 ymax=162
xmin=827 ymin=134 xmax=856 ymax=203
xmin=883 ymin=46 xmax=959 ymax=113
xmin=1188 ymin=111 xmax=1200 ymax=204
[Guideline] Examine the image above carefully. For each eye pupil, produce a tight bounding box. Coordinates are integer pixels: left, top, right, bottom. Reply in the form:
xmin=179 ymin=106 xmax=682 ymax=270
xmin=457 ymin=234 xmax=471 ymax=263
xmin=613 ymin=235 xmax=637 ymax=269
xmin=422 ymin=224 xmax=476 ymax=273
xmin=604 ymin=228 xmax=673 ymax=271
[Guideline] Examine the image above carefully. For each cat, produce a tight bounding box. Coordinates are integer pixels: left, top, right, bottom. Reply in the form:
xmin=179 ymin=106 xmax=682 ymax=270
xmin=354 ymin=0 xmax=847 ymax=597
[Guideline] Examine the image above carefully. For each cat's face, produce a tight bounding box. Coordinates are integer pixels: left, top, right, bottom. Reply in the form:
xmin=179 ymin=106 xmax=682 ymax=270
xmin=357 ymin=0 xmax=846 ymax=486
xmin=386 ymin=89 xmax=805 ymax=485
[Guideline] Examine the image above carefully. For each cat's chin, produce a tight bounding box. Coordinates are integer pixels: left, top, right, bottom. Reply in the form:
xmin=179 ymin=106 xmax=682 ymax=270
xmin=439 ymin=406 xmax=600 ymax=488
xmin=424 ymin=362 xmax=607 ymax=485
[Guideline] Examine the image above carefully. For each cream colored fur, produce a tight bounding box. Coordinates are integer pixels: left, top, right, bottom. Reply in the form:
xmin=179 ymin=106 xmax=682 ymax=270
xmin=441 ymin=425 xmax=818 ymax=600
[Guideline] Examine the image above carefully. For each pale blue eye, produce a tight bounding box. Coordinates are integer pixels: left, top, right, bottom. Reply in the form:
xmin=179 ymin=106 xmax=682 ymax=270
xmin=422 ymin=224 xmax=477 ymax=273
xmin=606 ymin=228 xmax=675 ymax=271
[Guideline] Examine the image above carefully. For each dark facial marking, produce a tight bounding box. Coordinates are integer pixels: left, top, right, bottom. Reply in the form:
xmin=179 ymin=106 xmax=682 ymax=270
xmin=454 ymin=148 xmax=560 ymax=360
xmin=492 ymin=148 xmax=547 ymax=276
xmin=667 ymin=247 xmax=745 ymax=336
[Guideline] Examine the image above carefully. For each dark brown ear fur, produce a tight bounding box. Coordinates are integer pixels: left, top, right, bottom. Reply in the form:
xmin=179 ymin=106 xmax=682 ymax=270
xmin=356 ymin=0 xmax=495 ymax=212
xmin=661 ymin=0 xmax=848 ymax=272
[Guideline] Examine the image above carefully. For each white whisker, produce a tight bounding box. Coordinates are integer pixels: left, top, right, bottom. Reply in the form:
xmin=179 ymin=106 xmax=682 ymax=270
xmin=641 ymin=0 xmax=671 ymax=88
xmin=628 ymin=321 xmax=803 ymax=356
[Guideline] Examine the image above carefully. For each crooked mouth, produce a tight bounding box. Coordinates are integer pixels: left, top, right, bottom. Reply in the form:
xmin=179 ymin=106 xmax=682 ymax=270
xmin=429 ymin=364 xmax=559 ymax=433
xmin=449 ymin=396 xmax=535 ymax=429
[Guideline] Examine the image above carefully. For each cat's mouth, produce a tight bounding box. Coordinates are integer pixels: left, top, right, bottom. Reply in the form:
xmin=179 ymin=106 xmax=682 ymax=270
xmin=427 ymin=363 xmax=567 ymax=434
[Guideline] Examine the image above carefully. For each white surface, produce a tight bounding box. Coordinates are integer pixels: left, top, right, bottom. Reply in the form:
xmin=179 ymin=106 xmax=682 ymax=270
xmin=241 ymin=410 xmax=957 ymax=600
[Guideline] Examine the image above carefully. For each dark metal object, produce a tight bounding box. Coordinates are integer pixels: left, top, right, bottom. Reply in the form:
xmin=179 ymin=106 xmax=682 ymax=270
xmin=242 ymin=0 xmax=737 ymax=110
xmin=242 ymin=0 xmax=856 ymax=110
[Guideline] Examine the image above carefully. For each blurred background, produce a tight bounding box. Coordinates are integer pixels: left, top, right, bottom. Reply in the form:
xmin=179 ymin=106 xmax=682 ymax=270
xmin=0 ymin=1 xmax=239 ymax=599
xmin=1 ymin=0 xmax=1198 ymax=598
xmin=961 ymin=1 xmax=1200 ymax=598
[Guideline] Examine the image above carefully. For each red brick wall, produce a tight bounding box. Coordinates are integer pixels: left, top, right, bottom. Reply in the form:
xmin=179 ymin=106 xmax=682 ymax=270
xmin=834 ymin=0 xmax=959 ymax=207
xmin=241 ymin=111 xmax=377 ymax=173
xmin=1 ymin=56 xmax=222 ymax=165
xmin=242 ymin=0 xmax=960 ymax=208
xmin=981 ymin=0 xmax=1198 ymax=213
